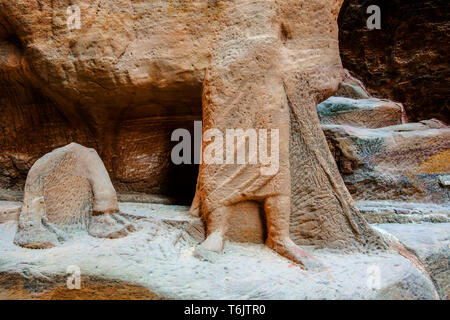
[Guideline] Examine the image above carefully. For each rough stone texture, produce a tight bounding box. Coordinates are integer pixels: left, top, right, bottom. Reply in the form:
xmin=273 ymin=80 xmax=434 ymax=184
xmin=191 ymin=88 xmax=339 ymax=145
xmin=322 ymin=122 xmax=450 ymax=203
xmin=0 ymin=189 xmax=178 ymax=205
xmin=0 ymin=189 xmax=23 ymax=202
xmin=195 ymin=0 xmax=386 ymax=262
xmin=374 ymin=223 xmax=450 ymax=300
xmin=357 ymin=201 xmax=450 ymax=224
xmin=0 ymin=273 xmax=161 ymax=300
xmin=14 ymin=143 xmax=134 ymax=249
xmin=0 ymin=0 xmax=386 ymax=266
xmin=0 ymin=1 xmax=200 ymax=203
xmin=338 ymin=0 xmax=450 ymax=123
xmin=334 ymin=69 xmax=371 ymax=99
xmin=317 ymin=96 xmax=404 ymax=128
xmin=0 ymin=201 xmax=21 ymax=224
xmin=0 ymin=0 xmax=447 ymax=300
xmin=0 ymin=205 xmax=441 ymax=300
xmin=120 ymin=201 xmax=265 ymax=244
xmin=438 ymin=175 xmax=450 ymax=188
xmin=320 ymin=87 xmax=449 ymax=207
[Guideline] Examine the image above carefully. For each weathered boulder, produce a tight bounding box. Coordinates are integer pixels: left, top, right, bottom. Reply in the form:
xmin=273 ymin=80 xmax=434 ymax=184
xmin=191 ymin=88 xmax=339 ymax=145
xmin=439 ymin=175 xmax=450 ymax=188
xmin=357 ymin=200 xmax=450 ymax=224
xmin=317 ymin=96 xmax=404 ymax=128
xmin=14 ymin=143 xmax=134 ymax=249
xmin=0 ymin=204 xmax=442 ymax=299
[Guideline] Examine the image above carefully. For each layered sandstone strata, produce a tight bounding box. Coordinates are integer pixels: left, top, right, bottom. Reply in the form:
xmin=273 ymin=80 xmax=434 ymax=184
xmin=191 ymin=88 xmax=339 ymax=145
xmin=338 ymin=0 xmax=449 ymax=123
xmin=323 ymin=122 xmax=450 ymax=203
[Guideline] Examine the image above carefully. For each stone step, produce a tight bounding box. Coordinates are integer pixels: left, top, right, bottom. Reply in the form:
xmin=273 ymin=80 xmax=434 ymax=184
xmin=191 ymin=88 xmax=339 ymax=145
xmin=322 ymin=122 xmax=450 ymax=204
xmin=357 ymin=201 xmax=450 ymax=224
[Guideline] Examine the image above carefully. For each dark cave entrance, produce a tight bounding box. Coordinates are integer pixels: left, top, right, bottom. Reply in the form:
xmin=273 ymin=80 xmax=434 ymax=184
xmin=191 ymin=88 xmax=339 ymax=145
xmin=162 ymin=113 xmax=202 ymax=206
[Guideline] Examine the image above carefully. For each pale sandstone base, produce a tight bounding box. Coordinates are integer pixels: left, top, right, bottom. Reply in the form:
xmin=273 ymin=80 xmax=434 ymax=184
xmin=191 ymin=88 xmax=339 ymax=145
xmin=0 ymin=202 xmax=443 ymax=300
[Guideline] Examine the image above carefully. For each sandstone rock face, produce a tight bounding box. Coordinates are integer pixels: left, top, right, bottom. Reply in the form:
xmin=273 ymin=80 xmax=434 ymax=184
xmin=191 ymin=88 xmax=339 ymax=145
xmin=0 ymin=1 xmax=201 ymax=203
xmin=375 ymin=223 xmax=450 ymax=299
xmin=0 ymin=204 xmax=442 ymax=300
xmin=319 ymin=74 xmax=449 ymax=273
xmin=317 ymin=96 xmax=404 ymax=128
xmin=14 ymin=143 xmax=134 ymax=249
xmin=338 ymin=0 xmax=449 ymax=123
xmin=323 ymin=122 xmax=450 ymax=203
xmin=0 ymin=273 xmax=161 ymax=300
xmin=0 ymin=0 xmax=447 ymax=301
xmin=0 ymin=201 xmax=21 ymax=224
xmin=0 ymin=0 xmax=386 ymax=266
xmin=357 ymin=201 xmax=450 ymax=224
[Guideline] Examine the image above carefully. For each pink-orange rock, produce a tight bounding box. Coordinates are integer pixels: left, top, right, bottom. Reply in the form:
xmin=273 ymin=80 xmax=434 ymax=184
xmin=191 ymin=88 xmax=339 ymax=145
xmin=0 ymin=1 xmax=385 ymax=265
